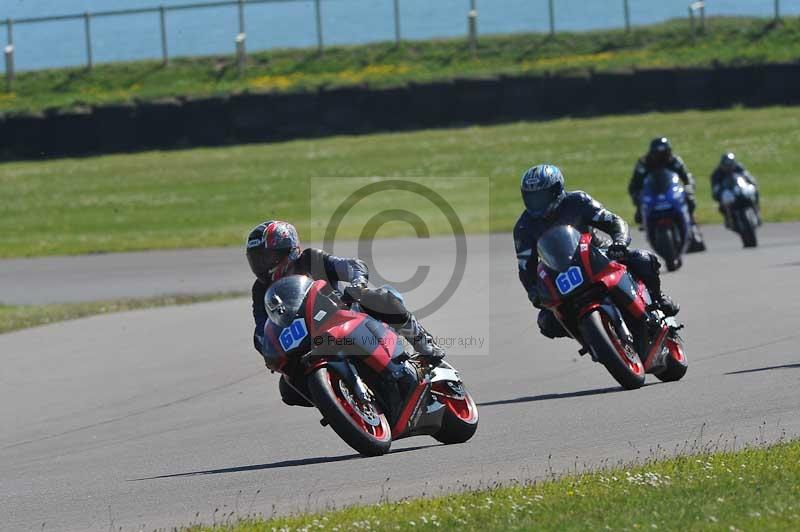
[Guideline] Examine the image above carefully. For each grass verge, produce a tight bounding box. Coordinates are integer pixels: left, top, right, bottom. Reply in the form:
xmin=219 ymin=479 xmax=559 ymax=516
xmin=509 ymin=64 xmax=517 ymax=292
xmin=1 ymin=106 xmax=799 ymax=258
xmin=2 ymin=17 xmax=800 ymax=114
xmin=187 ymin=439 xmax=800 ymax=531
xmin=0 ymin=292 xmax=245 ymax=335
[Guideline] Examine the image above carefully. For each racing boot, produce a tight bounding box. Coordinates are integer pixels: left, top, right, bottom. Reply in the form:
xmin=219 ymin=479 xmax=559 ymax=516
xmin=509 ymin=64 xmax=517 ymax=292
xmin=650 ymin=293 xmax=680 ymax=318
xmin=638 ymin=261 xmax=680 ymax=318
xmin=687 ymin=208 xmax=706 ymax=252
xmin=397 ymin=315 xmax=445 ymax=365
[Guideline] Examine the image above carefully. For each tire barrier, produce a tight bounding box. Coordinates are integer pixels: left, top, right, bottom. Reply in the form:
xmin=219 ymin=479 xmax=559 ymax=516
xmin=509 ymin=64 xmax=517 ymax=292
xmin=2 ymin=63 xmax=799 ymax=160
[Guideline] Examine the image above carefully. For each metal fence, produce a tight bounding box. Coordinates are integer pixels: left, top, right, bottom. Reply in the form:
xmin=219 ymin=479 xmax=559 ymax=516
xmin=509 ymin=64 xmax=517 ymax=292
xmin=1 ymin=0 xmax=788 ymax=89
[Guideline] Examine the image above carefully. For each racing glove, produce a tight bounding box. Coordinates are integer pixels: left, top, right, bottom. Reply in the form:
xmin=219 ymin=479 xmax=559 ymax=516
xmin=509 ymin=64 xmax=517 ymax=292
xmin=607 ymin=242 xmax=628 ymax=260
xmin=342 ymin=280 xmax=368 ymax=305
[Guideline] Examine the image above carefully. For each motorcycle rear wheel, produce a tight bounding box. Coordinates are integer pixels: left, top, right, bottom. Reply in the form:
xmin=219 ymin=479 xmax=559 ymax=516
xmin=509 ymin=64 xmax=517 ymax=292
xmin=655 ymin=337 xmax=688 ymax=382
xmin=431 ymin=381 xmax=479 ymax=445
xmin=308 ymin=366 xmax=392 ymax=456
xmin=579 ymin=310 xmax=645 ymax=390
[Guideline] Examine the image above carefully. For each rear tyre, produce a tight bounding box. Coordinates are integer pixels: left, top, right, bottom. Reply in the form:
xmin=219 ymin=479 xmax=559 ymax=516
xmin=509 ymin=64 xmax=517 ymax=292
xmin=431 ymin=381 xmax=479 ymax=445
xmin=308 ymin=367 xmax=392 ymax=456
xmin=655 ymin=337 xmax=688 ymax=382
xmin=654 ymin=226 xmax=679 ymax=271
xmin=737 ymin=209 xmax=758 ymax=248
xmin=579 ymin=310 xmax=645 ymax=390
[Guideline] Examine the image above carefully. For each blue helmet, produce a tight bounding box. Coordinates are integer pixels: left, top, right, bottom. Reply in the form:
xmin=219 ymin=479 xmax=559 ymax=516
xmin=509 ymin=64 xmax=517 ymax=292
xmin=520 ymin=164 xmax=566 ymax=217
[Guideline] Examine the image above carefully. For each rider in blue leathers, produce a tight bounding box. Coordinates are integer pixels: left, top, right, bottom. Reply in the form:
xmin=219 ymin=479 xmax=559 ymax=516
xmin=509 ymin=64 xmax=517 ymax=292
xmin=513 ymin=164 xmax=679 ymax=339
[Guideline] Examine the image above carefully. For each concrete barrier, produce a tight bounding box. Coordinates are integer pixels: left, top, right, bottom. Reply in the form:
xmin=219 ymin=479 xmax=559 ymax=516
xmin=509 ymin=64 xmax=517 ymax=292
xmin=1 ymin=63 xmax=799 ymax=161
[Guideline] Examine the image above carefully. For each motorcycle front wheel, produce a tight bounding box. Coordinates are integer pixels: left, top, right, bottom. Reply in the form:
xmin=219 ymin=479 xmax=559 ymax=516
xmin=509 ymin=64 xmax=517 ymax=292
xmin=736 ymin=208 xmax=758 ymax=248
xmin=308 ymin=366 xmax=392 ymax=456
xmin=579 ymin=310 xmax=645 ymax=390
xmin=654 ymin=225 xmax=680 ymax=271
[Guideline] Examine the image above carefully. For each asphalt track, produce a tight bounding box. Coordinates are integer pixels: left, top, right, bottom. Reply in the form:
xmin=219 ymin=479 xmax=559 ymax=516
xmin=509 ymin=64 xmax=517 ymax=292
xmin=2 ymin=224 xmax=800 ymax=531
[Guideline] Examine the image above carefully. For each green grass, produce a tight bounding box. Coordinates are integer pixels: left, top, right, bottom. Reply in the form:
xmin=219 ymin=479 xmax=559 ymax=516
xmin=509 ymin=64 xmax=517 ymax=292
xmin=2 ymin=16 xmax=800 ymax=114
xmin=0 ymin=292 xmax=245 ymax=335
xmin=1 ymin=105 xmax=798 ymax=258
xmin=188 ymin=438 xmax=800 ymax=531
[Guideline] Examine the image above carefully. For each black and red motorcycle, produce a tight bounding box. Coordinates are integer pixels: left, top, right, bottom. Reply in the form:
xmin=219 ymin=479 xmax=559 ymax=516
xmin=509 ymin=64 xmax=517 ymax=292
xmin=261 ymin=275 xmax=478 ymax=456
xmin=536 ymin=225 xmax=688 ymax=389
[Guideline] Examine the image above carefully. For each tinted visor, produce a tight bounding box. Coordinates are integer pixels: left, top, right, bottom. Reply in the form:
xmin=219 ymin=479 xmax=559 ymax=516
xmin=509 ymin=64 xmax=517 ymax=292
xmin=537 ymin=225 xmax=582 ymax=272
xmin=650 ymin=149 xmax=670 ymax=166
xmin=247 ymin=247 xmax=290 ymax=282
xmin=522 ymin=188 xmax=558 ymax=217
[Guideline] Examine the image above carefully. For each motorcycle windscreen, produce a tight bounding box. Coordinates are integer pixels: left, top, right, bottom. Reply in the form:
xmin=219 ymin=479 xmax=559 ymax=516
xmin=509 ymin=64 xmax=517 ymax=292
xmin=643 ymin=169 xmax=680 ymax=195
xmin=537 ymin=225 xmax=581 ymax=272
xmin=264 ymin=275 xmax=314 ymax=328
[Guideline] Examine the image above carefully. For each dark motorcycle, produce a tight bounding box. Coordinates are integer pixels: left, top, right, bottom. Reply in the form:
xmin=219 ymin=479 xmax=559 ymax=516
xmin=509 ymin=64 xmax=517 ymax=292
xmin=640 ymin=168 xmax=695 ymax=271
xmin=261 ymin=275 xmax=478 ymax=456
xmin=719 ymin=173 xmax=759 ymax=248
xmin=536 ymin=225 xmax=688 ymax=389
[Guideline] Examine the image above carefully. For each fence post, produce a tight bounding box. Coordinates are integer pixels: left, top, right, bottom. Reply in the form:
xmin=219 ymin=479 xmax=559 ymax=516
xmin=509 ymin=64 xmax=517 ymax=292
xmin=235 ymin=0 xmax=247 ymax=71
xmin=314 ymin=0 xmax=323 ymax=53
xmin=467 ymin=0 xmax=477 ymax=55
xmin=236 ymin=33 xmax=246 ymax=76
xmin=774 ymin=0 xmax=780 ymax=21
xmin=393 ymin=0 xmax=401 ymax=46
xmin=3 ymin=19 xmax=11 ymax=92
xmin=548 ymin=0 xmax=555 ymax=36
xmin=84 ymin=12 xmax=93 ymax=69
xmin=159 ymin=6 xmax=169 ymax=65
xmin=4 ymin=45 xmax=13 ymax=92
xmin=238 ymin=0 xmax=246 ymax=35
xmin=623 ymin=0 xmax=630 ymax=32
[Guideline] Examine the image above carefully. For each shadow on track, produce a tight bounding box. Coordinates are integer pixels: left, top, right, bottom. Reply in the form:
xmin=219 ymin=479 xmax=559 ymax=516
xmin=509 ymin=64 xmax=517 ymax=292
xmin=130 ymin=444 xmax=439 ymax=481
xmin=477 ymin=385 xmax=627 ymax=407
xmin=726 ymin=363 xmax=800 ymax=375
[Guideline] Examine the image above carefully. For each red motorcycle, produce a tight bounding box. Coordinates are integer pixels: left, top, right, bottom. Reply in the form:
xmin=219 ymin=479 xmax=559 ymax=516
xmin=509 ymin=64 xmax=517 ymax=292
xmin=261 ymin=275 xmax=478 ymax=456
xmin=536 ymin=226 xmax=688 ymax=389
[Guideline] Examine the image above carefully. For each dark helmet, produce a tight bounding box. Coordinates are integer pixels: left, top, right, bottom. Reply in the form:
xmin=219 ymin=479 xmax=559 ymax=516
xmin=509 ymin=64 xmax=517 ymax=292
xmin=520 ymin=164 xmax=566 ymax=218
xmin=246 ymin=220 xmax=301 ymax=284
xmin=648 ymin=137 xmax=672 ymax=166
xmin=720 ymin=152 xmax=737 ymax=172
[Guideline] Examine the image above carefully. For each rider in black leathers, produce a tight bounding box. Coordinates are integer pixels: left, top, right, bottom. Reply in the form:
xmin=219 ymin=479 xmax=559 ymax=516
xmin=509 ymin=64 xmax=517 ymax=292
xmin=629 ymin=138 xmax=696 ymax=218
xmin=246 ymin=220 xmax=443 ymax=406
xmin=711 ymin=152 xmax=761 ymax=226
xmin=514 ymin=164 xmax=679 ymax=339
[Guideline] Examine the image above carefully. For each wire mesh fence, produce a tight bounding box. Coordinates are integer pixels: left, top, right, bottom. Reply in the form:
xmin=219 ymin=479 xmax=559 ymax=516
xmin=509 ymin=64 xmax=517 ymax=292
xmin=0 ymin=0 xmax=791 ymax=77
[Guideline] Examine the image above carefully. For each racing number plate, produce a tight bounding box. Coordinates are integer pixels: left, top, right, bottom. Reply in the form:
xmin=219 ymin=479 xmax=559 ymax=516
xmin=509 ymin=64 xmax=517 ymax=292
xmin=555 ymin=266 xmax=584 ymax=295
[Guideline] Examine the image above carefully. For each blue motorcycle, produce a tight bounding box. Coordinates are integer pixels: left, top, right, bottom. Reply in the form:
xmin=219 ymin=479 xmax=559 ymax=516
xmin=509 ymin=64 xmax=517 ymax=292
xmin=640 ymin=169 xmax=693 ymax=271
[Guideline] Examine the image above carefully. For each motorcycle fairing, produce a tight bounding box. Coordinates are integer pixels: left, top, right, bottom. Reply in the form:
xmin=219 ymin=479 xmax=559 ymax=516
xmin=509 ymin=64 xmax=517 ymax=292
xmin=576 ymin=233 xmax=647 ymax=320
xmin=301 ymin=280 xmax=402 ymax=377
xmin=641 ymin=170 xmax=691 ymax=255
xmin=536 ymin=229 xmax=671 ymax=369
